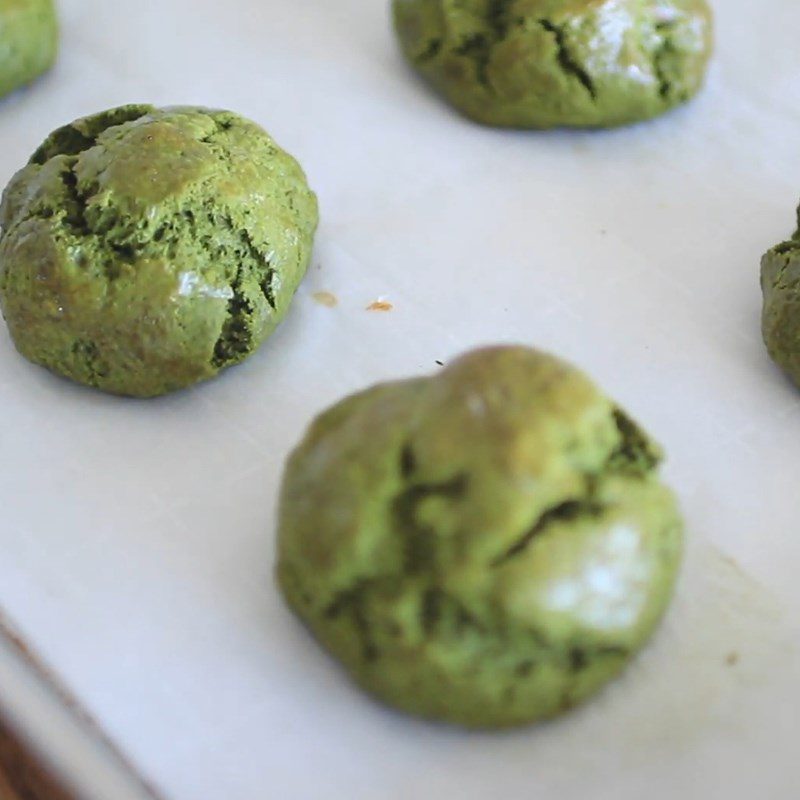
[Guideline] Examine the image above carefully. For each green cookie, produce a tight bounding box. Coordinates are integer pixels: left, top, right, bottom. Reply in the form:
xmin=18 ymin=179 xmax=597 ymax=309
xmin=393 ymin=0 xmax=713 ymax=128
xmin=761 ymin=204 xmax=800 ymax=387
xmin=0 ymin=0 xmax=58 ymax=98
xmin=277 ymin=346 xmax=683 ymax=728
xmin=0 ymin=105 xmax=318 ymax=397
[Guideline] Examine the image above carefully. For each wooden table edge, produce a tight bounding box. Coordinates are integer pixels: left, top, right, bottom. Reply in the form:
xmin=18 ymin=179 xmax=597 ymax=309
xmin=0 ymin=610 xmax=163 ymax=800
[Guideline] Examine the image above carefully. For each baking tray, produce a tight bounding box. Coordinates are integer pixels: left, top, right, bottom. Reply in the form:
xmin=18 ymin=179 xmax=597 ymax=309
xmin=1 ymin=1 xmax=799 ymax=798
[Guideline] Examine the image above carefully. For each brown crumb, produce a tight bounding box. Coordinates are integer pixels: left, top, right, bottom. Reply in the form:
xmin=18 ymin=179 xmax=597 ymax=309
xmin=366 ymin=299 xmax=393 ymax=312
xmin=726 ymin=652 xmax=740 ymax=667
xmin=313 ymin=291 xmax=338 ymax=308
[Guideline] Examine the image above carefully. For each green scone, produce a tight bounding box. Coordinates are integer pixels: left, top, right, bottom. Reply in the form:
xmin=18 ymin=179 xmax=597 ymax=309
xmin=393 ymin=0 xmax=713 ymax=128
xmin=0 ymin=0 xmax=58 ymax=98
xmin=277 ymin=346 xmax=683 ymax=728
xmin=0 ymin=105 xmax=318 ymax=397
xmin=761 ymin=204 xmax=800 ymax=387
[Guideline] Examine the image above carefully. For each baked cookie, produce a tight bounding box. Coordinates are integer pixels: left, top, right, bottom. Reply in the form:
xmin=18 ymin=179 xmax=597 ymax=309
xmin=0 ymin=105 xmax=318 ymax=396
xmin=0 ymin=0 xmax=58 ymax=99
xmin=761 ymin=204 xmax=800 ymax=388
xmin=277 ymin=346 xmax=683 ymax=728
xmin=393 ymin=0 xmax=713 ymax=128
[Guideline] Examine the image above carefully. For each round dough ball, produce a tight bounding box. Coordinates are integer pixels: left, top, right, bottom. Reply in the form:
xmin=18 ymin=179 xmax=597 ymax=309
xmin=0 ymin=105 xmax=318 ymax=397
xmin=761 ymin=208 xmax=800 ymax=386
xmin=0 ymin=0 xmax=58 ymax=98
xmin=393 ymin=0 xmax=713 ymax=128
xmin=277 ymin=346 xmax=683 ymax=728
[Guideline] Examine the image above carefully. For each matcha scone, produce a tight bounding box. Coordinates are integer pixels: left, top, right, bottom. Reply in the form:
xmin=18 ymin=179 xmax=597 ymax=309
xmin=277 ymin=346 xmax=683 ymax=728
xmin=761 ymin=204 xmax=800 ymax=388
xmin=0 ymin=105 xmax=318 ymax=397
xmin=393 ymin=0 xmax=713 ymax=128
xmin=0 ymin=0 xmax=57 ymax=98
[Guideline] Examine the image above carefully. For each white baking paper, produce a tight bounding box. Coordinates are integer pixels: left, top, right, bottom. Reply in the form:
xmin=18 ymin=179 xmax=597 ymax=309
xmin=1 ymin=1 xmax=799 ymax=798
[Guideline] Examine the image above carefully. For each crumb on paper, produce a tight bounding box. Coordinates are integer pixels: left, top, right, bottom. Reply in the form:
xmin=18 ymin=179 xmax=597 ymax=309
xmin=720 ymin=553 xmax=749 ymax=579
xmin=600 ymin=229 xmax=608 ymax=235
xmin=435 ymin=360 xmax=444 ymax=367
xmin=367 ymin=298 xmax=393 ymax=312
xmin=726 ymin=652 xmax=740 ymax=667
xmin=313 ymin=291 xmax=338 ymax=308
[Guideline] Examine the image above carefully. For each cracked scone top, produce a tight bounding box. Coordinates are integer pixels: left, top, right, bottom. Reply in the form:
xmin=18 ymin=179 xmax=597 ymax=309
xmin=0 ymin=0 xmax=58 ymax=98
xmin=277 ymin=346 xmax=683 ymax=728
xmin=393 ymin=0 xmax=713 ymax=128
xmin=0 ymin=104 xmax=318 ymax=397
xmin=761 ymin=203 xmax=800 ymax=387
